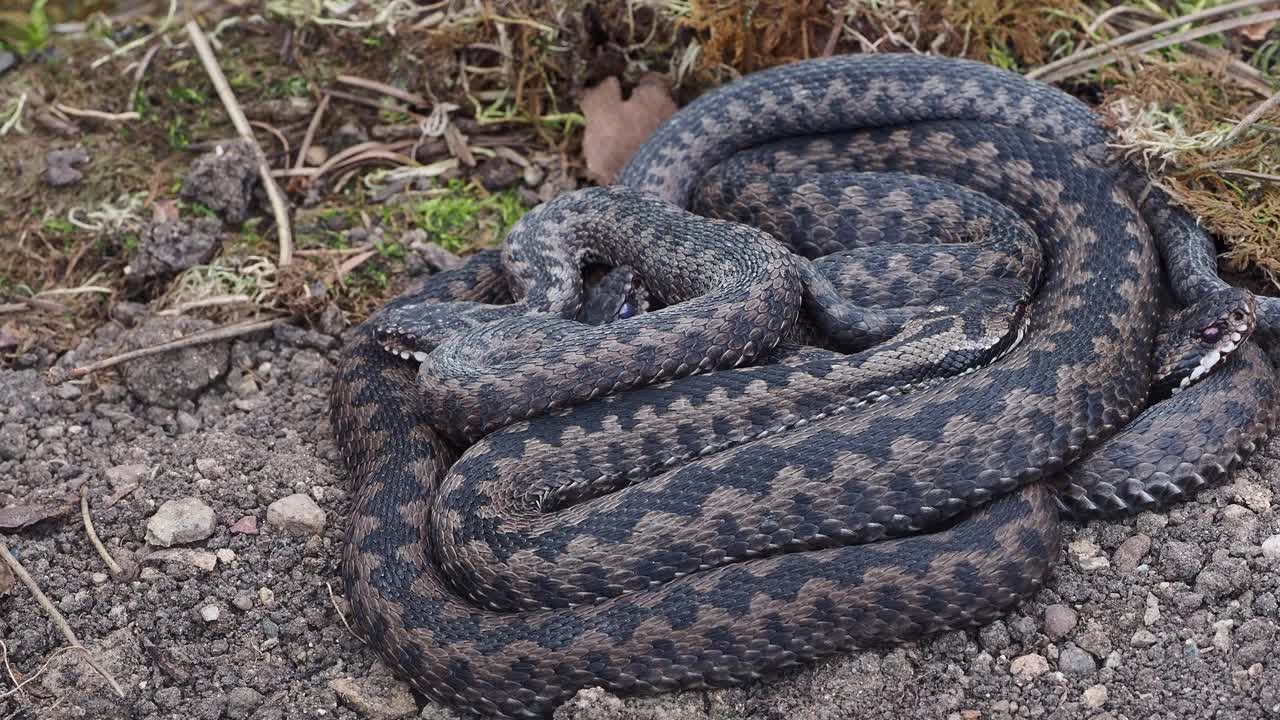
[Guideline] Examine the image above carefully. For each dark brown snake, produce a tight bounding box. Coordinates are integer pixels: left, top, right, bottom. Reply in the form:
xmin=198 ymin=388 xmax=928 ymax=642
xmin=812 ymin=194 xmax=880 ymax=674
xmin=329 ymin=55 xmax=1280 ymax=719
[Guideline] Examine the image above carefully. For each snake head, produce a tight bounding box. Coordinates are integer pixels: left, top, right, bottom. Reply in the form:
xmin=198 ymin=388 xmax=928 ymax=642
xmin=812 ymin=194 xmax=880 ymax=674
xmin=1153 ymin=287 xmax=1256 ymax=398
xmin=374 ymin=301 xmax=506 ymax=361
xmin=576 ymin=265 xmax=650 ymax=326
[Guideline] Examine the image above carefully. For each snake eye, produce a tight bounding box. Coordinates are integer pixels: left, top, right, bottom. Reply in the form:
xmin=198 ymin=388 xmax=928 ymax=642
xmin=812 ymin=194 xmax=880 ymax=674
xmin=617 ymin=301 xmax=635 ymax=320
xmin=1201 ymin=326 xmax=1220 ymax=343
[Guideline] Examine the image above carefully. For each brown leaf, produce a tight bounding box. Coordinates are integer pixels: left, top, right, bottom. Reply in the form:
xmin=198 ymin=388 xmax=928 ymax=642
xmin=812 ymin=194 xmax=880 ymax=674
xmin=0 ymin=501 xmax=72 ymax=530
xmin=579 ymin=73 xmax=677 ymax=185
xmin=0 ymin=560 xmax=14 ymax=595
xmin=1236 ymin=19 xmax=1276 ymax=42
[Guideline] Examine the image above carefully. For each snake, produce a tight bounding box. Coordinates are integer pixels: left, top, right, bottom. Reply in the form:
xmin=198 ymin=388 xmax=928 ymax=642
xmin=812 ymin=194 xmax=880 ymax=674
xmin=329 ymin=54 xmax=1280 ymax=719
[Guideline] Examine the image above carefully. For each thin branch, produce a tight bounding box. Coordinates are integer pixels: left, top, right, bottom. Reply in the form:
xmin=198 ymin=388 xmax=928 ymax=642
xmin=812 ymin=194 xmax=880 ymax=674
xmin=1215 ymin=168 xmax=1280 ymax=184
xmin=53 ymin=104 xmax=141 ymax=123
xmin=185 ymin=20 xmax=294 ymax=268
xmin=1221 ymin=87 xmax=1280 ymax=147
xmin=336 ymin=74 xmax=431 ymax=108
xmin=294 ymin=94 xmax=330 ymax=170
xmin=57 ymin=317 xmax=287 ymax=381
xmin=0 ymin=541 xmax=124 ymax=697
xmin=81 ymin=486 xmax=124 ymax=577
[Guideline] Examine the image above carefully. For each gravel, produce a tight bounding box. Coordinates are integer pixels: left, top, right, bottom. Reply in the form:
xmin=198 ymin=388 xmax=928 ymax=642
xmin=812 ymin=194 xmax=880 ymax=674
xmin=1 ymin=320 xmax=1277 ymax=720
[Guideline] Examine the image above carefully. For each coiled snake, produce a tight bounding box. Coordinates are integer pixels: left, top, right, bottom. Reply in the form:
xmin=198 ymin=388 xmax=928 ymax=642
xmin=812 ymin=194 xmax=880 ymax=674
xmin=329 ymin=55 xmax=1280 ymax=718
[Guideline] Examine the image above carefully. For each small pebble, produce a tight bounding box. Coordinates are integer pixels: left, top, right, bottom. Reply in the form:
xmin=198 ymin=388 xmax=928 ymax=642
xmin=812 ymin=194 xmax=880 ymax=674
xmin=1114 ymin=533 xmax=1151 ymax=574
xmin=216 ymin=548 xmax=236 ymax=565
xmin=90 ymin=572 xmax=109 ymax=585
xmin=1010 ymin=654 xmax=1049 ymax=682
xmin=1143 ymin=593 xmax=1161 ymax=626
xmin=1044 ymin=604 xmax=1078 ymax=640
xmin=230 ymin=515 xmax=259 ymax=535
xmin=1131 ymin=629 xmax=1158 ymax=648
xmin=145 ymin=497 xmax=217 ymax=547
xmin=201 ymin=604 xmax=221 ymax=623
xmin=1183 ymin=639 xmax=1200 ymax=659
xmin=330 ymin=676 xmax=417 ymax=719
xmin=1213 ymin=619 xmax=1235 ymax=652
xmin=1083 ymin=685 xmax=1108 ymax=708
xmin=104 ymin=463 xmax=149 ymax=487
xmin=266 ymin=493 xmax=326 ymax=535
xmin=195 ymin=458 xmax=226 ymax=479
xmin=1059 ymin=645 xmax=1097 ymax=675
xmin=232 ymin=593 xmax=254 ymax=611
xmin=258 ymin=587 xmax=275 ymax=606
xmin=1262 ymin=535 xmax=1280 ymax=562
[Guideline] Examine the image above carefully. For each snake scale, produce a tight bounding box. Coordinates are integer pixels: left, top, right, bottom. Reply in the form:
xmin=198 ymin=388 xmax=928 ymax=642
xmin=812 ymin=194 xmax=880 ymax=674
xmin=329 ymin=54 xmax=1280 ymax=718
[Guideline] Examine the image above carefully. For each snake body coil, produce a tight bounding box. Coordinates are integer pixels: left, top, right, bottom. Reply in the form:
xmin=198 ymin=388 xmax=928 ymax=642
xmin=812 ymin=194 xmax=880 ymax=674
xmin=330 ymin=55 xmax=1279 ymax=719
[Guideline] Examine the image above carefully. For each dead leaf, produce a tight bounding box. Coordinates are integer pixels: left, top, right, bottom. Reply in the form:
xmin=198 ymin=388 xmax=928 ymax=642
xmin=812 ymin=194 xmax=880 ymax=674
xmin=151 ymin=198 xmax=180 ymax=223
xmin=579 ymin=73 xmax=677 ymax=185
xmin=0 ymin=501 xmax=73 ymax=530
xmin=1236 ymin=19 xmax=1276 ymax=42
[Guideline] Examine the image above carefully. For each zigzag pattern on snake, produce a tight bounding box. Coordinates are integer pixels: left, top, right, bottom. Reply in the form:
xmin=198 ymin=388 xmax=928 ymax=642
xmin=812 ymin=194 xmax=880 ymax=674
xmin=329 ymin=54 xmax=1280 ymax=719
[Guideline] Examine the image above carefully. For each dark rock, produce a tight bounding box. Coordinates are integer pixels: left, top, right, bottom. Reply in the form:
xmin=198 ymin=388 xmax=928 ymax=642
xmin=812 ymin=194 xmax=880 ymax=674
xmin=119 ymin=316 xmax=232 ymax=407
xmin=180 ymin=141 xmax=258 ymax=224
xmin=44 ymin=149 xmax=90 ymax=187
xmin=126 ymin=218 xmax=223 ymax=294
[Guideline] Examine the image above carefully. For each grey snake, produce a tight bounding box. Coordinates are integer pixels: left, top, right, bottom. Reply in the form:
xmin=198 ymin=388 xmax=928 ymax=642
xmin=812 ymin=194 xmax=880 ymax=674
xmin=329 ymin=54 xmax=1280 ymax=719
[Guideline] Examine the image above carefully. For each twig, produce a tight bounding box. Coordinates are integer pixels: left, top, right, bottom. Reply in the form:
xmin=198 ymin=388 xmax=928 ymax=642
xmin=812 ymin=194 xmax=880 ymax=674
xmin=294 ymin=244 xmax=375 ymax=257
xmin=1215 ymin=168 xmax=1280 ymax=184
xmin=334 ymin=250 xmax=378 ymax=287
xmin=0 ymin=541 xmax=124 ymax=697
xmin=52 ymin=105 xmax=141 ymax=123
xmin=1106 ymin=11 xmax=1276 ymax=97
xmin=128 ymin=43 xmax=161 ymax=110
xmin=325 ymin=582 xmax=365 ymax=643
xmin=1028 ymin=0 xmax=1277 ymax=80
xmin=336 ymin=74 xmax=431 ymax=109
xmin=59 ymin=316 xmax=287 ymax=381
xmin=0 ymin=298 xmax=71 ymax=314
xmin=1221 ymin=87 xmax=1280 ymax=148
xmin=294 ymin=94 xmax=330 ymax=170
xmin=35 ymin=286 xmax=113 ymax=298
xmin=250 ymin=120 xmax=291 ymax=160
xmin=185 ymin=20 xmax=294 ymax=268
xmin=158 ymin=294 xmax=254 ymax=315
xmin=81 ymin=486 xmax=124 ymax=577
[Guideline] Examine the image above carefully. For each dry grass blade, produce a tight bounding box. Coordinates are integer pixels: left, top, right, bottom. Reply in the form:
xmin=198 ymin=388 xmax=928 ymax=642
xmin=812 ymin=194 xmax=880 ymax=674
xmin=1105 ymin=11 xmax=1275 ymax=97
xmin=184 ymin=20 xmax=295 ymax=268
xmin=336 ymin=75 xmax=431 ymax=109
xmin=1221 ymin=88 xmax=1280 ymax=147
xmin=1028 ymin=0 xmax=1278 ymax=80
xmin=294 ymin=94 xmax=331 ymax=171
xmin=80 ymin=486 xmax=124 ymax=577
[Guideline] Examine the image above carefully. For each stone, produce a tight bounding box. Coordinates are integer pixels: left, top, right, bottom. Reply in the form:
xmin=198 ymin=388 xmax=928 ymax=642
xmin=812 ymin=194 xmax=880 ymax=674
xmin=200 ymin=604 xmax=220 ymax=623
xmin=1059 ymin=645 xmax=1097 ymax=675
xmin=1083 ymin=685 xmax=1108 ymax=708
xmin=120 ymin=317 xmax=231 ymax=408
xmin=1131 ymin=629 xmax=1158 ymax=648
xmin=44 ymin=148 xmax=90 ymax=187
xmin=1143 ymin=593 xmax=1161 ymax=626
xmin=330 ymin=676 xmax=417 ymax=719
xmin=145 ymin=498 xmax=216 ymax=547
xmin=216 ymin=548 xmax=236 ymax=565
xmin=1044 ymin=604 xmax=1078 ymax=640
xmin=104 ymin=463 xmax=148 ymax=487
xmin=1159 ymin=540 xmax=1204 ymax=580
xmin=226 ymin=686 xmax=264 ymax=720
xmin=266 ymin=493 xmax=325 ymax=535
xmin=1262 ymin=535 xmax=1280 ymax=562
xmin=179 ymin=140 xmax=258 ymax=223
xmin=229 ymin=515 xmax=259 ymax=535
xmin=1113 ymin=533 xmax=1151 ymax=574
xmin=125 ymin=218 xmax=223 ymax=291
xmin=1010 ymin=654 xmax=1049 ymax=682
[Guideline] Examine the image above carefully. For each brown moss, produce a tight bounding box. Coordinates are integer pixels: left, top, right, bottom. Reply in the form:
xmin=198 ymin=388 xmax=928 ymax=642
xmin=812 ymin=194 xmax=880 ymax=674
xmin=1096 ymin=60 xmax=1280 ymax=289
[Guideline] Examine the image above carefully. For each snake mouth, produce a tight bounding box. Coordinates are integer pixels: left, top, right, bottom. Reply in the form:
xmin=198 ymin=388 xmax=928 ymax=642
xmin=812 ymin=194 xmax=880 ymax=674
xmin=1174 ymin=321 xmax=1250 ymax=393
xmin=382 ymin=343 xmax=429 ymax=363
